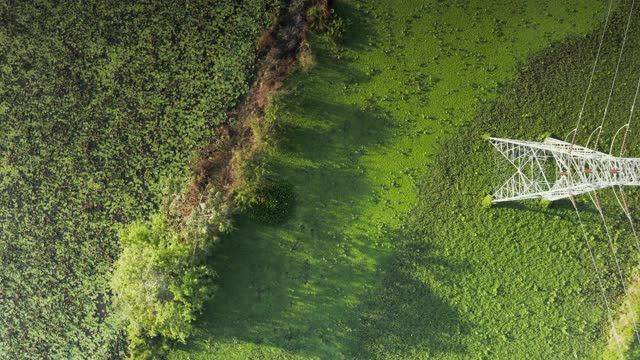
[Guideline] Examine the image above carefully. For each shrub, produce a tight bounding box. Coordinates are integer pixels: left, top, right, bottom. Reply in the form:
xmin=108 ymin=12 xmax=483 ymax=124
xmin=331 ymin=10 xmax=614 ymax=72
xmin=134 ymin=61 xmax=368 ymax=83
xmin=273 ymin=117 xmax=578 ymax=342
xmin=539 ymin=198 xmax=552 ymax=210
xmin=306 ymin=3 xmax=345 ymax=44
xmin=326 ymin=16 xmax=346 ymax=43
xmin=298 ymin=39 xmax=316 ymax=71
xmin=481 ymin=194 xmax=494 ymax=208
xmin=307 ymin=6 xmax=328 ymax=31
xmin=183 ymin=191 xmax=234 ymax=249
xmin=245 ymin=178 xmax=295 ymax=224
xmin=110 ymin=214 xmax=217 ymax=358
xmin=110 ymin=187 xmax=233 ymax=358
xmin=230 ymin=145 xmax=270 ymax=208
xmin=231 ymin=99 xmax=283 ymax=209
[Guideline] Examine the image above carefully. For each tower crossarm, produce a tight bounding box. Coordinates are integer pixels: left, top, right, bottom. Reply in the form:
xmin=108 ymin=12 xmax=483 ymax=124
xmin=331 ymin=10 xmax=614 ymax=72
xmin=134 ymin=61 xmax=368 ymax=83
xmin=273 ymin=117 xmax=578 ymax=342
xmin=489 ymin=137 xmax=640 ymax=202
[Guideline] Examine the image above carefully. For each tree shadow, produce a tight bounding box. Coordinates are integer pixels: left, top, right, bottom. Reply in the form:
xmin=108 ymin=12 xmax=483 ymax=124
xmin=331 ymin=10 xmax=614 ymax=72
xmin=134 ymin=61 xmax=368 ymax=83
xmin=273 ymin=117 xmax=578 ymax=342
xmin=177 ymin=17 xmax=392 ymax=360
xmin=277 ymin=97 xmax=392 ymax=161
xmin=336 ymin=1 xmax=381 ymax=54
xmin=191 ymin=217 xmax=295 ymax=342
xmin=173 ymin=1 xmax=469 ymax=358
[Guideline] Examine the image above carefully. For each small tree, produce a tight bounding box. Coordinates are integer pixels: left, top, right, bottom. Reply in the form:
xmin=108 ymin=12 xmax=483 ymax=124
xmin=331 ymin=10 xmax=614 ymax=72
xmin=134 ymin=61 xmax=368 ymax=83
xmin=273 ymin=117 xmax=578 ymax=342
xmin=481 ymin=194 xmax=494 ymax=208
xmin=110 ymin=214 xmax=215 ymax=359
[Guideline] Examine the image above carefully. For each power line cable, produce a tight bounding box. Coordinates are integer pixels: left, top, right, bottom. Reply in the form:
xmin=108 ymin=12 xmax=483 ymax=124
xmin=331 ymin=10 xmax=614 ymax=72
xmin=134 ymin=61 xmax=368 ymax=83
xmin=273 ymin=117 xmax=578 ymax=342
xmin=612 ymin=187 xmax=640 ymax=254
xmin=619 ymin=74 xmax=640 ymax=156
xmin=571 ymin=196 xmax=624 ymax=358
xmin=579 ymin=0 xmax=640 ymax=349
xmin=588 ymin=191 xmax=640 ymax=346
xmin=595 ymin=0 xmax=637 ymax=149
xmin=570 ymin=0 xmax=615 ymax=147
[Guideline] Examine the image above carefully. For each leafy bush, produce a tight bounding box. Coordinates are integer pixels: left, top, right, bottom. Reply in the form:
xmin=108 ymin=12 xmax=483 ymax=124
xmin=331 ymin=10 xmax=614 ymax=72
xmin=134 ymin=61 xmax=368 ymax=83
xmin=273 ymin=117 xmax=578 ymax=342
xmin=307 ymin=5 xmax=329 ymax=31
xmin=306 ymin=2 xmax=345 ymax=44
xmin=111 ymin=189 xmax=233 ymax=358
xmin=231 ymin=98 xmax=284 ymax=209
xmin=110 ymin=214 xmax=215 ymax=358
xmin=245 ymin=178 xmax=295 ymax=225
xmin=481 ymin=194 xmax=494 ymax=208
xmin=326 ymin=16 xmax=346 ymax=43
xmin=538 ymin=198 xmax=552 ymax=210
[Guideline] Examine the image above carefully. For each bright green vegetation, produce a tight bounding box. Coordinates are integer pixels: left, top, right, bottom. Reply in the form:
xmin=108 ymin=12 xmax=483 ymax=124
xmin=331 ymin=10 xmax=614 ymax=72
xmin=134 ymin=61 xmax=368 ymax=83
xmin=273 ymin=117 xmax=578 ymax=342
xmin=359 ymin=4 xmax=640 ymax=360
xmin=0 ymin=1 xmax=278 ymax=358
xmin=112 ymin=214 xmax=216 ymax=358
xmin=612 ymin=273 xmax=640 ymax=358
xmin=170 ymin=0 xmax=611 ymax=359
xmin=111 ymin=189 xmax=232 ymax=358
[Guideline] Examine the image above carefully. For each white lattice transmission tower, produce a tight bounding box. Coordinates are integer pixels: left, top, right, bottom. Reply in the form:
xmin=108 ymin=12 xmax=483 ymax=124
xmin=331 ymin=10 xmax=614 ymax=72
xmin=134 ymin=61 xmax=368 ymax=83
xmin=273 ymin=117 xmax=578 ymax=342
xmin=490 ymin=137 xmax=640 ymax=203
xmin=486 ymin=0 xmax=640 ymax=354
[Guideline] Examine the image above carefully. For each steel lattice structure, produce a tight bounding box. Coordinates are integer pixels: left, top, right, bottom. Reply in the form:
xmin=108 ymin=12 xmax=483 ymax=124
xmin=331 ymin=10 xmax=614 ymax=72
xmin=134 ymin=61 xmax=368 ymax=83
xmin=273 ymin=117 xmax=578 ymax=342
xmin=490 ymin=137 xmax=640 ymax=203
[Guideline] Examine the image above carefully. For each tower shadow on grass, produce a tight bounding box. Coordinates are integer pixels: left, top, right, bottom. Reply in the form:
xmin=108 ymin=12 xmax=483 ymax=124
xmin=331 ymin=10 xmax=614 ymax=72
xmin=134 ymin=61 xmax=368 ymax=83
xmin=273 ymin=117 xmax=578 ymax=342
xmin=351 ymin=232 xmax=472 ymax=359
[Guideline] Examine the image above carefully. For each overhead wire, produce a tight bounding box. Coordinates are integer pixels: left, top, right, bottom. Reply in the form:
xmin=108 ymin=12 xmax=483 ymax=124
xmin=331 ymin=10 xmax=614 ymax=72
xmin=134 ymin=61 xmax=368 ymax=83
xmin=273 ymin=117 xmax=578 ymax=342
xmin=595 ymin=0 xmax=637 ymax=149
xmin=567 ymin=0 xmax=640 ymax=352
xmin=610 ymin=71 xmax=640 ymax=265
xmin=612 ymin=187 xmax=640 ymax=256
xmin=605 ymin=16 xmax=640 ymax=351
xmin=589 ymin=192 xmax=640 ymax=346
xmin=570 ymin=0 xmax=615 ymax=148
xmin=611 ymin=71 xmax=640 ymax=259
xmin=587 ymin=0 xmax=640 ymax=348
xmin=564 ymin=0 xmax=629 ymax=354
xmin=619 ymin=70 xmax=640 ymax=156
xmin=571 ymin=196 xmax=624 ymax=358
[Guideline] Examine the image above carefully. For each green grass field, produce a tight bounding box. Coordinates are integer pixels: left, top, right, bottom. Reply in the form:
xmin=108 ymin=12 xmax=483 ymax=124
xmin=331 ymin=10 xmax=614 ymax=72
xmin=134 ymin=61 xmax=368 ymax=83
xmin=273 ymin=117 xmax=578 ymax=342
xmin=169 ymin=0 xmax=615 ymax=358
xmin=7 ymin=0 xmax=640 ymax=358
xmin=357 ymin=2 xmax=640 ymax=359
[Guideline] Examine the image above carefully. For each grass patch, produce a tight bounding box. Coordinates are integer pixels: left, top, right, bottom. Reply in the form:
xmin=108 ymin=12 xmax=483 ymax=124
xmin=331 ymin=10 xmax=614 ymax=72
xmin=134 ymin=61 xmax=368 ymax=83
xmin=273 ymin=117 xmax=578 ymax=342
xmin=605 ymin=272 xmax=640 ymax=358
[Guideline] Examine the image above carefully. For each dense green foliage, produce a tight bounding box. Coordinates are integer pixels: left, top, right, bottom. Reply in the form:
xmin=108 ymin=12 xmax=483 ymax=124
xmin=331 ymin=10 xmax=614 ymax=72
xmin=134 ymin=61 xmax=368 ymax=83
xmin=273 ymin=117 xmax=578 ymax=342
xmin=0 ymin=1 xmax=279 ymax=358
xmin=3 ymin=0 xmax=632 ymax=358
xmin=111 ymin=190 xmax=232 ymax=358
xmin=111 ymin=215 xmax=214 ymax=357
xmin=169 ymin=0 xmax=607 ymax=359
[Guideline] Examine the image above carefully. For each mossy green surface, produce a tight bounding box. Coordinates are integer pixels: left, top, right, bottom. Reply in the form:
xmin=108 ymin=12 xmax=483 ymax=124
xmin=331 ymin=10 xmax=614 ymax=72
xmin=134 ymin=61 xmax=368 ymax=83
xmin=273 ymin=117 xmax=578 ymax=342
xmin=171 ymin=0 xmax=611 ymax=358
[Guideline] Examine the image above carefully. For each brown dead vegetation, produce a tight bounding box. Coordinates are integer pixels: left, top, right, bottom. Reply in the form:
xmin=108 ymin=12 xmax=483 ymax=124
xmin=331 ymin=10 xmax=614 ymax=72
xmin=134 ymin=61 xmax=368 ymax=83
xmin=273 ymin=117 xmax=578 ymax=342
xmin=175 ymin=0 xmax=333 ymax=223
